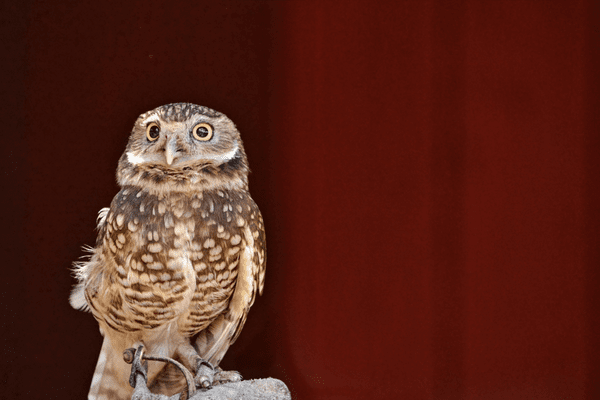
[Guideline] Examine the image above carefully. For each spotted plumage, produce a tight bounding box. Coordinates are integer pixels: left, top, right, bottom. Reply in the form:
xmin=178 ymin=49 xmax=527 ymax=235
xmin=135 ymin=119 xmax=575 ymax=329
xmin=70 ymin=103 xmax=266 ymax=400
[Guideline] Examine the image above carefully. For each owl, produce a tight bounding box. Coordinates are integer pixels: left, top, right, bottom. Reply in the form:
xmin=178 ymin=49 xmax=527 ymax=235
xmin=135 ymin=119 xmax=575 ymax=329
xmin=70 ymin=103 xmax=266 ymax=400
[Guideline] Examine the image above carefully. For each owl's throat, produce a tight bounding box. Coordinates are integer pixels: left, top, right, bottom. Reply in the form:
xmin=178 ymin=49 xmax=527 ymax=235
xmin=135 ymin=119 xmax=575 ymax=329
xmin=117 ymin=157 xmax=248 ymax=194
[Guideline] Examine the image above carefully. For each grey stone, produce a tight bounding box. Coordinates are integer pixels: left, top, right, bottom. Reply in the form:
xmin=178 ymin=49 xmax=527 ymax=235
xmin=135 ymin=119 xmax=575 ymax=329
xmin=130 ymin=375 xmax=291 ymax=400
xmin=188 ymin=378 xmax=291 ymax=400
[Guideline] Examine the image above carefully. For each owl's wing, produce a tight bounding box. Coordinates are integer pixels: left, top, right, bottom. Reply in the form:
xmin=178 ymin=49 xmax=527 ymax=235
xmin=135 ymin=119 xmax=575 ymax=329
xmin=69 ymin=207 xmax=110 ymax=311
xmin=195 ymin=211 xmax=266 ymax=366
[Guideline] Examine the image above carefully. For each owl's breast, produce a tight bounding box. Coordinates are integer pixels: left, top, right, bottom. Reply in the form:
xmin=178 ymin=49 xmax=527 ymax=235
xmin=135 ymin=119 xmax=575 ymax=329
xmin=93 ymin=186 xmax=259 ymax=336
xmin=177 ymin=189 xmax=258 ymax=337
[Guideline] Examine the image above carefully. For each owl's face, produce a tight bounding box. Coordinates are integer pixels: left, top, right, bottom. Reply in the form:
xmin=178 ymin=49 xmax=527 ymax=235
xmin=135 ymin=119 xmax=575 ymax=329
xmin=126 ymin=103 xmax=241 ymax=169
xmin=116 ymin=103 xmax=249 ymax=192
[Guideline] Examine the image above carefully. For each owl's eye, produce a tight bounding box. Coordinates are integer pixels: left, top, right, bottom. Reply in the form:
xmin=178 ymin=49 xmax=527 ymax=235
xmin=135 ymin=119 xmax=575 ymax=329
xmin=146 ymin=123 xmax=160 ymax=142
xmin=192 ymin=123 xmax=213 ymax=141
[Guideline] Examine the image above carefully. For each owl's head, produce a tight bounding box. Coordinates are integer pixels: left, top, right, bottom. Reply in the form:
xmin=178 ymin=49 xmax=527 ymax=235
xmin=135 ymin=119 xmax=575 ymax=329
xmin=116 ymin=103 xmax=250 ymax=192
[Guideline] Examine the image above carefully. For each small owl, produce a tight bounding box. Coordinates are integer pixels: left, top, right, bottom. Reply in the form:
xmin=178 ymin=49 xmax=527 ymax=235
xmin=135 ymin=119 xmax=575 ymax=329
xmin=70 ymin=103 xmax=266 ymax=400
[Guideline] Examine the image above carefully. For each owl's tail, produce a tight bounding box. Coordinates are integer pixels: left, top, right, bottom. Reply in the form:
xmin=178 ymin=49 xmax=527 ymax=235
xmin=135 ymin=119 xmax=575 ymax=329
xmin=87 ymin=337 xmax=132 ymax=400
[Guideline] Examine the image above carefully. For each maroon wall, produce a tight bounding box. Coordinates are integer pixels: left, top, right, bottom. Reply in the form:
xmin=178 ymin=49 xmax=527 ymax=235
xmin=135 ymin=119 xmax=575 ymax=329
xmin=3 ymin=0 xmax=599 ymax=399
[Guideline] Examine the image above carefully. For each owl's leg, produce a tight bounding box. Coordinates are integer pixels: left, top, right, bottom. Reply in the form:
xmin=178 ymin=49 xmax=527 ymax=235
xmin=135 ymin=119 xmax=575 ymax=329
xmin=175 ymin=342 xmax=242 ymax=388
xmin=124 ymin=345 xmax=149 ymax=390
xmin=130 ymin=367 xmax=171 ymax=400
xmin=127 ymin=344 xmax=197 ymax=399
xmin=124 ymin=345 xmax=167 ymax=399
xmin=175 ymin=342 xmax=215 ymax=388
xmin=195 ymin=359 xmax=216 ymax=388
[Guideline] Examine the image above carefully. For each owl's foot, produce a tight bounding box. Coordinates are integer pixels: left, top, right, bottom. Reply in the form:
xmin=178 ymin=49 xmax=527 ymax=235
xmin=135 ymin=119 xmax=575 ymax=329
xmin=130 ymin=374 xmax=171 ymax=400
xmin=194 ymin=359 xmax=216 ymax=389
xmin=124 ymin=346 xmax=168 ymax=399
xmin=124 ymin=345 xmax=149 ymax=389
xmin=192 ymin=361 xmax=243 ymax=388
xmin=125 ymin=345 xmax=196 ymax=400
xmin=213 ymin=367 xmax=243 ymax=385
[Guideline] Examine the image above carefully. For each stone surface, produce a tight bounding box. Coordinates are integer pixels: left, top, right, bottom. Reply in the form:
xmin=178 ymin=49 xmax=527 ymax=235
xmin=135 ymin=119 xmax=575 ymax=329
xmin=130 ymin=376 xmax=291 ymax=400
xmin=189 ymin=378 xmax=291 ymax=400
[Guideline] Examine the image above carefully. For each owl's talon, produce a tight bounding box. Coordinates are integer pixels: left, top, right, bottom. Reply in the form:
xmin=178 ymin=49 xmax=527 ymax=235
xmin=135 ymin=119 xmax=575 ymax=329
xmin=213 ymin=367 xmax=243 ymax=385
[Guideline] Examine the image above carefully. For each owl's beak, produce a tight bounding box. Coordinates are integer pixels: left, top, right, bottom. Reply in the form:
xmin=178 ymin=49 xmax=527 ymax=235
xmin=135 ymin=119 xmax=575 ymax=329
xmin=164 ymin=137 xmax=178 ymax=165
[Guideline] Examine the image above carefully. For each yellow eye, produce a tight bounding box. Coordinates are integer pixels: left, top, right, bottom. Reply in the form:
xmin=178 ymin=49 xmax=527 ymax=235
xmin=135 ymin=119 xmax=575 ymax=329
xmin=192 ymin=123 xmax=213 ymax=141
xmin=146 ymin=122 xmax=160 ymax=142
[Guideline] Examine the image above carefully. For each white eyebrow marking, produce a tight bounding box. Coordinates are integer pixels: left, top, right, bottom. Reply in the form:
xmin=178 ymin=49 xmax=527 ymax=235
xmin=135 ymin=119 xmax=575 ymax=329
xmin=202 ymin=143 xmax=239 ymax=163
xmin=142 ymin=114 xmax=161 ymax=125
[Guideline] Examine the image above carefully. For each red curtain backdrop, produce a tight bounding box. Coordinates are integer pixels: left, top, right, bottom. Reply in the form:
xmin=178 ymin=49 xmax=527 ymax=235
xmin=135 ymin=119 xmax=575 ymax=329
xmin=2 ymin=1 xmax=599 ymax=399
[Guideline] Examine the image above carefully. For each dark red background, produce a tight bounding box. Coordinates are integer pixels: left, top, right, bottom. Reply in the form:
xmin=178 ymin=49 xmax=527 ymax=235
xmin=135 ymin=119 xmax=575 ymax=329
xmin=2 ymin=0 xmax=599 ymax=399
